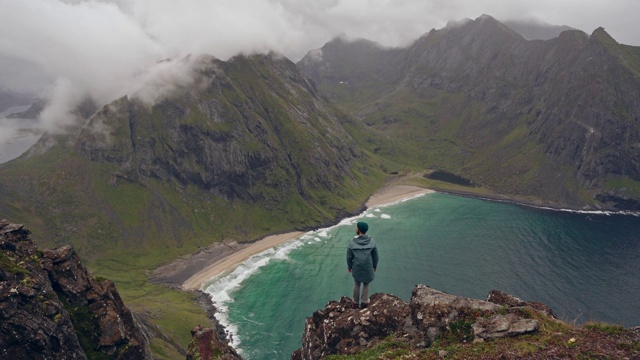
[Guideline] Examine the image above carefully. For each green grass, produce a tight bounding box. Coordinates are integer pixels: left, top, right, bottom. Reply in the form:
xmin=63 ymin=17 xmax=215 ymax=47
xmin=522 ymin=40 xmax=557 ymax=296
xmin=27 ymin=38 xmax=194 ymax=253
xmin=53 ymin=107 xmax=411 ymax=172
xmin=323 ymin=336 xmax=411 ymax=360
xmin=323 ymin=306 xmax=640 ymax=360
xmin=0 ymin=251 xmax=30 ymax=276
xmin=90 ymin=248 xmax=210 ymax=349
xmin=56 ymin=290 xmax=111 ymax=360
xmin=583 ymin=322 xmax=626 ymax=335
xmin=604 ymin=175 xmax=640 ymax=197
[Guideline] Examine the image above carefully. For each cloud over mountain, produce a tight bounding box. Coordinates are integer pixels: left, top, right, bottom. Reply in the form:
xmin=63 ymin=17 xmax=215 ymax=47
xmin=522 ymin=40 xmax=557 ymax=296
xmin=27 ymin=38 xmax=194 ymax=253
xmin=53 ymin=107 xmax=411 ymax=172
xmin=1 ymin=0 xmax=638 ymax=132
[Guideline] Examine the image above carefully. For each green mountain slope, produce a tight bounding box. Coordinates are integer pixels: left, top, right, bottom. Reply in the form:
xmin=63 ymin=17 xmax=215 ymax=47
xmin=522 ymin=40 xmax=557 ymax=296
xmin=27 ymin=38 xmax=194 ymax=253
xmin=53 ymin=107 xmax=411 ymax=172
xmin=2 ymin=53 xmax=385 ymax=253
xmin=298 ymin=15 xmax=640 ymax=210
xmin=0 ymin=53 xmax=387 ymax=356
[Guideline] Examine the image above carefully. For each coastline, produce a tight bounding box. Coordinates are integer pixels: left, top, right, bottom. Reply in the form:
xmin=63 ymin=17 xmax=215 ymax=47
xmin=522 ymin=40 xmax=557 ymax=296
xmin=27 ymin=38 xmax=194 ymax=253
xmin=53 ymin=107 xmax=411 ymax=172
xmin=168 ymin=185 xmax=433 ymax=291
xmin=180 ymin=231 xmax=304 ymax=290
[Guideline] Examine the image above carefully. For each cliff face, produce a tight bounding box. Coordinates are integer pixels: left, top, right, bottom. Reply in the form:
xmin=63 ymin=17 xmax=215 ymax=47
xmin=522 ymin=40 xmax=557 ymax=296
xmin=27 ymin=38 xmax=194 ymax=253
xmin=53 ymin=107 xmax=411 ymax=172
xmin=76 ymin=54 xmax=364 ymax=203
xmin=0 ymin=220 xmax=150 ymax=359
xmin=298 ymin=15 xmax=640 ymax=210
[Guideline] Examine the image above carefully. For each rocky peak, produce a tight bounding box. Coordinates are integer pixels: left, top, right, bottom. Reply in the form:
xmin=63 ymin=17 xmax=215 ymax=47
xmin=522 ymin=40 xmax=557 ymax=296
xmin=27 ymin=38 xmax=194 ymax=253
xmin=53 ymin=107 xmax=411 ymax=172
xmin=590 ymin=26 xmax=617 ymax=45
xmin=431 ymin=14 xmax=524 ymax=50
xmin=0 ymin=220 xmax=150 ymax=359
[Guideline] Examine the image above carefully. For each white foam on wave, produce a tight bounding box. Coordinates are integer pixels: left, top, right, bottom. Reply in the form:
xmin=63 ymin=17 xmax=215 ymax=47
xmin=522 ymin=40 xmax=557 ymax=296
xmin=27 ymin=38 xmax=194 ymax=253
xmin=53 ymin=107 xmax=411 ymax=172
xmin=534 ymin=206 xmax=640 ymax=217
xmin=201 ymin=237 xmax=306 ymax=350
xmin=463 ymin=193 xmax=640 ymax=218
xmin=380 ymin=214 xmax=391 ymax=219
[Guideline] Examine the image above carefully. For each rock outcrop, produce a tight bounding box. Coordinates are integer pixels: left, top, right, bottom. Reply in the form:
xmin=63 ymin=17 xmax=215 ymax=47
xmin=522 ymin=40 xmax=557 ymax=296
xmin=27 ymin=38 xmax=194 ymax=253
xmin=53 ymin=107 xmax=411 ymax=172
xmin=1 ymin=221 xmax=86 ymax=359
xmin=293 ymin=285 xmax=547 ymax=359
xmin=186 ymin=325 xmax=242 ymax=360
xmin=0 ymin=220 xmax=150 ymax=359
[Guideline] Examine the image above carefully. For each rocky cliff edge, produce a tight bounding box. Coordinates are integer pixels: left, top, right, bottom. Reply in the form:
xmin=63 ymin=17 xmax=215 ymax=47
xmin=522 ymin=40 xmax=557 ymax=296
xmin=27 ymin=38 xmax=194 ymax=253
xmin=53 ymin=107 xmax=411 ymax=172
xmin=293 ymin=285 xmax=639 ymax=359
xmin=0 ymin=219 xmax=150 ymax=359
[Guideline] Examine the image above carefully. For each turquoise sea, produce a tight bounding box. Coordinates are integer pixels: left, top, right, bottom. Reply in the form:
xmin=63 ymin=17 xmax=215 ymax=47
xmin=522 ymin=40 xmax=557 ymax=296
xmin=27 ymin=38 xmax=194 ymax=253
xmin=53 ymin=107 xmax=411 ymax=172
xmin=203 ymin=192 xmax=640 ymax=359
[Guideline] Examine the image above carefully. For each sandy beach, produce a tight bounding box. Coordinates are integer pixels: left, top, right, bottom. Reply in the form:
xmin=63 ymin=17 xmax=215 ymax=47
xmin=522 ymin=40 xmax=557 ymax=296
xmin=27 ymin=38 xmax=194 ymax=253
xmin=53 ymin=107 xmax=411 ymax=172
xmin=176 ymin=185 xmax=433 ymax=290
xmin=181 ymin=231 xmax=304 ymax=290
xmin=365 ymin=185 xmax=433 ymax=208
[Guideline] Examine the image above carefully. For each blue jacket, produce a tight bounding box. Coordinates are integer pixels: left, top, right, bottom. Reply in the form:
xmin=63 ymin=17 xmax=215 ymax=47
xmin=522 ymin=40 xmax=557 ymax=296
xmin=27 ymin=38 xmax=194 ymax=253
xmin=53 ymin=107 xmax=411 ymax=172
xmin=347 ymin=235 xmax=379 ymax=283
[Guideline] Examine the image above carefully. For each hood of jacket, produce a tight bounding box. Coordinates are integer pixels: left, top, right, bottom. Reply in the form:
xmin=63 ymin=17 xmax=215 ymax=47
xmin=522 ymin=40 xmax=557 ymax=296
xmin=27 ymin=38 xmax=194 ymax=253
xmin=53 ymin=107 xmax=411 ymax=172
xmin=349 ymin=235 xmax=375 ymax=249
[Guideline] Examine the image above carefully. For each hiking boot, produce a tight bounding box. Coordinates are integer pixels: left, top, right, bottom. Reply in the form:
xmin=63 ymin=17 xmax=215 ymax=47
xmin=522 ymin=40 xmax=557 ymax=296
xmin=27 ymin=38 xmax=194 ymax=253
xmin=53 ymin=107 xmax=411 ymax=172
xmin=360 ymin=302 xmax=368 ymax=309
xmin=352 ymin=302 xmax=359 ymax=309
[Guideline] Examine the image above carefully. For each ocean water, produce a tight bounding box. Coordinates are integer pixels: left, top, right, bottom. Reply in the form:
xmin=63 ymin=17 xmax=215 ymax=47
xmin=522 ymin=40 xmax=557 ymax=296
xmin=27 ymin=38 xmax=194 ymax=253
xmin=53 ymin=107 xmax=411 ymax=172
xmin=202 ymin=192 xmax=640 ymax=359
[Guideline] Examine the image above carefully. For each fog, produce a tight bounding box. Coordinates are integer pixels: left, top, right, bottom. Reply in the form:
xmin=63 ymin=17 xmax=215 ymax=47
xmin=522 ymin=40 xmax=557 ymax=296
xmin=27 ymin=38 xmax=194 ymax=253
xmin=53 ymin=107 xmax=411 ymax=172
xmin=1 ymin=0 xmax=638 ymax=134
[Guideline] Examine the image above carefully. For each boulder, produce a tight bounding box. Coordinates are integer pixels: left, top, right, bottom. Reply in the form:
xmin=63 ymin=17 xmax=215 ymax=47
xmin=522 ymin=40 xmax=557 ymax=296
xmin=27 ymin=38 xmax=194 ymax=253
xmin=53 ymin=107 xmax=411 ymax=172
xmin=472 ymin=313 xmax=539 ymax=340
xmin=409 ymin=284 xmax=502 ymax=344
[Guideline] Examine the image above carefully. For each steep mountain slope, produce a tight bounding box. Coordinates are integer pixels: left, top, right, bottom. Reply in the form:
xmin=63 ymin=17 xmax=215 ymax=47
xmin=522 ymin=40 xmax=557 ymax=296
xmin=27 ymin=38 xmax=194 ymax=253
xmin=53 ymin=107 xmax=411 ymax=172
xmin=298 ymin=15 xmax=640 ymax=210
xmin=0 ymin=53 xmax=386 ymax=357
xmin=1 ymin=53 xmax=384 ymax=253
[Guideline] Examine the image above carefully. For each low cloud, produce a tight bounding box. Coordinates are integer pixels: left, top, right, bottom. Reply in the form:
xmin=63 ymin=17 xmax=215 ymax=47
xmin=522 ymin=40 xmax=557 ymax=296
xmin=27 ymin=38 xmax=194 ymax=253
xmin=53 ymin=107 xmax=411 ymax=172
xmin=0 ymin=0 xmax=638 ymax=134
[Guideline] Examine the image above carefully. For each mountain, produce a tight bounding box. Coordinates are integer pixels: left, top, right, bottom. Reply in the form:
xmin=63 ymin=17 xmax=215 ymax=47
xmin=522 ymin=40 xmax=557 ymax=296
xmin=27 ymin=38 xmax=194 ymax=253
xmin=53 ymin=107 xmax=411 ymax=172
xmin=298 ymin=15 xmax=640 ymax=210
xmin=0 ymin=53 xmax=386 ymax=357
xmin=1 ymin=53 xmax=384 ymax=252
xmin=503 ymin=19 xmax=575 ymax=41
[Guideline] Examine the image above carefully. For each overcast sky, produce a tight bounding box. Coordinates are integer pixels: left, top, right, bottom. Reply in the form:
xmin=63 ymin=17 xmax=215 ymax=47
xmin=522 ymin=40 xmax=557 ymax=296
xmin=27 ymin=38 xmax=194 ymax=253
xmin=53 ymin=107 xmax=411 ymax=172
xmin=1 ymin=0 xmax=639 ymax=131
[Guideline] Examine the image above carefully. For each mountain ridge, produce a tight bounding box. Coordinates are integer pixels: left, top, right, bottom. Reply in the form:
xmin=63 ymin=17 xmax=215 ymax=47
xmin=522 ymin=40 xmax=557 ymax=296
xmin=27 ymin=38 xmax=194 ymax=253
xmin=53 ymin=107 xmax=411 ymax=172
xmin=297 ymin=15 xmax=640 ymax=210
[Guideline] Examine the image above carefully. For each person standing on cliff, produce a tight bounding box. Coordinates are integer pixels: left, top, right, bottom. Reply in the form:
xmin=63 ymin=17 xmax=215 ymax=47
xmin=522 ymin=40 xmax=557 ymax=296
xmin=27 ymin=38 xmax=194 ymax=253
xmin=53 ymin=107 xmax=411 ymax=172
xmin=347 ymin=221 xmax=379 ymax=309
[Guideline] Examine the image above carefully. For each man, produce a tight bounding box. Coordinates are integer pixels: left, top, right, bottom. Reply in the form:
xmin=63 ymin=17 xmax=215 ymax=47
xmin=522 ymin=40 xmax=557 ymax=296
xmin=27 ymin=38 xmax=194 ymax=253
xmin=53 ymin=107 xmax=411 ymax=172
xmin=347 ymin=221 xmax=379 ymax=309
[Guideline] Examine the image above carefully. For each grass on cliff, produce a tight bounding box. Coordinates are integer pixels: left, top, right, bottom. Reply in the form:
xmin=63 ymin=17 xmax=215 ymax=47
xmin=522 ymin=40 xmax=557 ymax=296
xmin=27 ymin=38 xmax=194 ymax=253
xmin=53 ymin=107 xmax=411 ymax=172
xmin=324 ymin=311 xmax=639 ymax=360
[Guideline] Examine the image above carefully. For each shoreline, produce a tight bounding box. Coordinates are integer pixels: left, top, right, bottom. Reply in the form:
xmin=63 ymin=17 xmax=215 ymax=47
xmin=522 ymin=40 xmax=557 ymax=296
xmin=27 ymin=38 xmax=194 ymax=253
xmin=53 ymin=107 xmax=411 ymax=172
xmin=171 ymin=185 xmax=433 ymax=290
